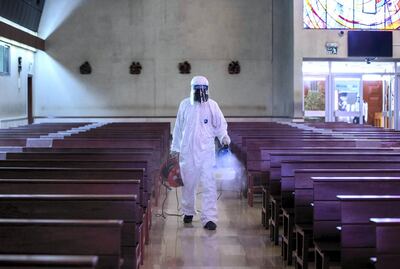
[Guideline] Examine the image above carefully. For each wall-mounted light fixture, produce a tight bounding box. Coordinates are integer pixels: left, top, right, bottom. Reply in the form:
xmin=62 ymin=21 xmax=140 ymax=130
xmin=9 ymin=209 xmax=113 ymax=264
xmin=79 ymin=61 xmax=92 ymax=74
xmin=178 ymin=61 xmax=191 ymax=74
xmin=228 ymin=60 xmax=240 ymax=74
xmin=130 ymin=62 xmax=142 ymax=74
xmin=17 ymin=56 xmax=22 ymax=74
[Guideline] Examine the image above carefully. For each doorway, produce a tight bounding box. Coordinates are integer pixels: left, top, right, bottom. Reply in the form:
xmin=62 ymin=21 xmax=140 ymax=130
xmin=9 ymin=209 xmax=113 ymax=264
xmin=303 ymin=61 xmax=398 ymax=129
xmin=27 ymin=75 xmax=33 ymax=124
xmin=332 ymin=76 xmax=362 ymax=124
xmin=303 ymin=76 xmax=327 ymax=119
xmin=361 ymin=75 xmax=395 ymax=128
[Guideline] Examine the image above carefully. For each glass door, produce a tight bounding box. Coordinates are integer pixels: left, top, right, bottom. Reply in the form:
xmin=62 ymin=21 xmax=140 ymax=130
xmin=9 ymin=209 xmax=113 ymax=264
xmin=332 ymin=76 xmax=363 ymax=124
xmin=383 ymin=76 xmax=396 ymax=129
xmin=361 ymin=75 xmax=395 ymax=128
xmin=396 ymin=75 xmax=400 ymax=130
xmin=303 ymin=76 xmax=327 ymax=121
xmin=303 ymin=61 xmax=399 ymax=129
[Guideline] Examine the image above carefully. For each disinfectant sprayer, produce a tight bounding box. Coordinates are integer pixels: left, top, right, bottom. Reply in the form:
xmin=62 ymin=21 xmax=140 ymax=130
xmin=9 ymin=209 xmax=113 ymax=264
xmin=213 ymin=145 xmax=236 ymax=181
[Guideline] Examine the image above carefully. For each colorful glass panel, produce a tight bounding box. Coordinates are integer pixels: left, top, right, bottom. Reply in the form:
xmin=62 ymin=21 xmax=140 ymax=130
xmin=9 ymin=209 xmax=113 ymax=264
xmin=327 ymin=0 xmax=355 ymax=29
xmin=304 ymin=0 xmax=327 ymax=28
xmin=304 ymin=0 xmax=400 ymax=29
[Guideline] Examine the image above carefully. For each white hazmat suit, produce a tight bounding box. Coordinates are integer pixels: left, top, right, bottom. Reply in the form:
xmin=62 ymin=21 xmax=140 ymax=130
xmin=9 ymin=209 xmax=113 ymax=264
xmin=171 ymin=76 xmax=229 ymax=227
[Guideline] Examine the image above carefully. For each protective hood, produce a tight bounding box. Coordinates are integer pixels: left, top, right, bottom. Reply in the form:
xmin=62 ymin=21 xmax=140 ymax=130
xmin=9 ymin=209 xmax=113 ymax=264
xmin=190 ymin=75 xmax=209 ymax=105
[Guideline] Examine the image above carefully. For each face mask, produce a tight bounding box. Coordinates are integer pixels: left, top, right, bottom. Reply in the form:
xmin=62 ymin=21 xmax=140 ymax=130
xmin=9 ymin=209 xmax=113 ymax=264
xmin=192 ymin=85 xmax=209 ymax=103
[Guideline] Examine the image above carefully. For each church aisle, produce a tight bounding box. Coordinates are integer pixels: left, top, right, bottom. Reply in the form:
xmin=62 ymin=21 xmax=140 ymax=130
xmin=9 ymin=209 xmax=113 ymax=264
xmin=143 ymin=190 xmax=286 ymax=269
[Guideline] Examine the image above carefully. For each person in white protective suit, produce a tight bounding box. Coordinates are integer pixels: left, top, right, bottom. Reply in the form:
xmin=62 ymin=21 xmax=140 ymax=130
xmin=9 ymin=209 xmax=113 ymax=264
xmin=170 ymin=75 xmax=230 ymax=230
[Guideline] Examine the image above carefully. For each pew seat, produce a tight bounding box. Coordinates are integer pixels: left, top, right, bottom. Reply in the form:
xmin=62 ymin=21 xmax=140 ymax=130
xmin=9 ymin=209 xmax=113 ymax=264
xmin=370 ymin=218 xmax=400 ymax=269
xmin=0 ymin=219 xmax=123 ymax=269
xmin=0 ymin=254 xmax=98 ymax=269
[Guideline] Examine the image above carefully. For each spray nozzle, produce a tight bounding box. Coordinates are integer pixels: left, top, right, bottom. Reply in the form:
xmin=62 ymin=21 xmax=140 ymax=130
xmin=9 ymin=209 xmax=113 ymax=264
xmin=218 ymin=145 xmax=230 ymax=158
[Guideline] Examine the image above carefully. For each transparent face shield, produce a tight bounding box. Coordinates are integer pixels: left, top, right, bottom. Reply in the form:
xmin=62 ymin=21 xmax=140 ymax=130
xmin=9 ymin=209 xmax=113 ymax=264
xmin=190 ymin=85 xmax=209 ymax=104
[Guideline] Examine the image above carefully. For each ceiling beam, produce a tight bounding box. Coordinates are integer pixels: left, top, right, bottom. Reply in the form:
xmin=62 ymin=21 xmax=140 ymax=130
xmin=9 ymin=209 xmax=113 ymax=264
xmin=0 ymin=21 xmax=45 ymax=51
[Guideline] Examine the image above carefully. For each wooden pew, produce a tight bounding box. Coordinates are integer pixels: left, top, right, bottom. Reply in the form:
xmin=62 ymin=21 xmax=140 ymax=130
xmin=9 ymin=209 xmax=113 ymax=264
xmin=0 ymin=123 xmax=92 ymax=147
xmin=338 ymin=196 xmax=400 ymax=269
xmin=2 ymin=152 xmax=156 ymax=184
xmin=0 ymin=164 xmax=147 ymax=205
xmin=26 ymin=138 xmax=161 ymax=150
xmin=24 ymin=124 xmax=166 ymax=159
xmin=278 ymin=152 xmax=400 ymax=203
xmin=0 ymin=167 xmax=146 ymax=268
xmin=246 ymin=147 xmax=399 ymax=224
xmin=21 ymin=148 xmax=161 ymax=164
xmin=312 ymin=177 xmax=400 ymax=269
xmin=235 ymin=126 xmax=400 ymax=209
xmin=370 ymin=218 xmax=400 ymax=269
xmin=0 ymin=167 xmax=144 ymax=182
xmin=0 ymin=219 xmax=122 ymax=269
xmin=0 ymin=160 xmax=148 ymax=203
xmin=18 ymin=149 xmax=161 ymax=190
xmin=0 ymin=194 xmax=139 ymax=269
xmin=244 ymin=139 xmax=344 ymax=205
xmin=0 ymin=155 xmax=155 ymax=237
xmin=0 ymin=177 xmax=143 ymax=249
xmin=19 ymin=147 xmax=163 ymax=202
xmin=63 ymin=122 xmax=170 ymax=205
xmin=271 ymin=153 xmax=400 ymax=248
xmin=3 ymin=150 xmax=162 ymax=207
xmin=4 ymin=152 xmax=156 ymax=162
xmin=22 ymin=147 xmax=156 ymax=153
xmin=0 ymin=254 xmax=98 ymax=269
xmin=244 ymin=138 xmax=400 ymax=207
xmin=70 ymin=132 xmax=168 ymax=157
xmin=293 ymin=168 xmax=400 ymax=269
xmin=68 ymin=132 xmax=167 ymax=151
xmin=7 ymin=150 xmax=159 ymax=184
xmin=0 ymin=139 xmax=34 ymax=147
xmin=280 ymin=156 xmax=400 ymax=219
xmin=95 ymin=122 xmax=170 ymax=155
xmin=0 ymin=122 xmax=168 ymax=268
xmin=0 ymin=178 xmax=140 ymax=194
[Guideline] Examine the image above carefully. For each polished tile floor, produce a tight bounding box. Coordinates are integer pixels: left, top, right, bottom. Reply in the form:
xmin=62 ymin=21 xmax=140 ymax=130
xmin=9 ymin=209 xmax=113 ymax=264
xmin=143 ymin=188 xmax=290 ymax=269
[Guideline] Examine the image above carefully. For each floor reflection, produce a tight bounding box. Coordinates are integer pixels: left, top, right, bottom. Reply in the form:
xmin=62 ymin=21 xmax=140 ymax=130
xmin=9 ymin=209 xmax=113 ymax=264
xmin=143 ymin=189 xmax=288 ymax=269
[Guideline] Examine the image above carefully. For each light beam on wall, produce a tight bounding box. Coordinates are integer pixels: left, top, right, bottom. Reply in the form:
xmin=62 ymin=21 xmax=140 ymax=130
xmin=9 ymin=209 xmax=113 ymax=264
xmin=38 ymin=0 xmax=85 ymax=39
xmin=34 ymin=50 xmax=90 ymax=116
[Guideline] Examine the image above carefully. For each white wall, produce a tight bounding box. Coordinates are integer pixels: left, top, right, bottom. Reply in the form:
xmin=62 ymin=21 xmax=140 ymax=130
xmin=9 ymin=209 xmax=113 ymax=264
xmin=272 ymin=0 xmax=293 ymax=118
xmin=35 ymin=0 xmax=294 ymax=119
xmin=293 ymin=0 xmax=400 ymax=118
xmin=0 ymin=43 xmax=34 ymax=122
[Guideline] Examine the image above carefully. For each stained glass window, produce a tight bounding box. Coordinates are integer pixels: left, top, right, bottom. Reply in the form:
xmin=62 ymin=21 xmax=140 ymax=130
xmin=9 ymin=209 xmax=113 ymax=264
xmin=304 ymin=0 xmax=400 ymax=29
